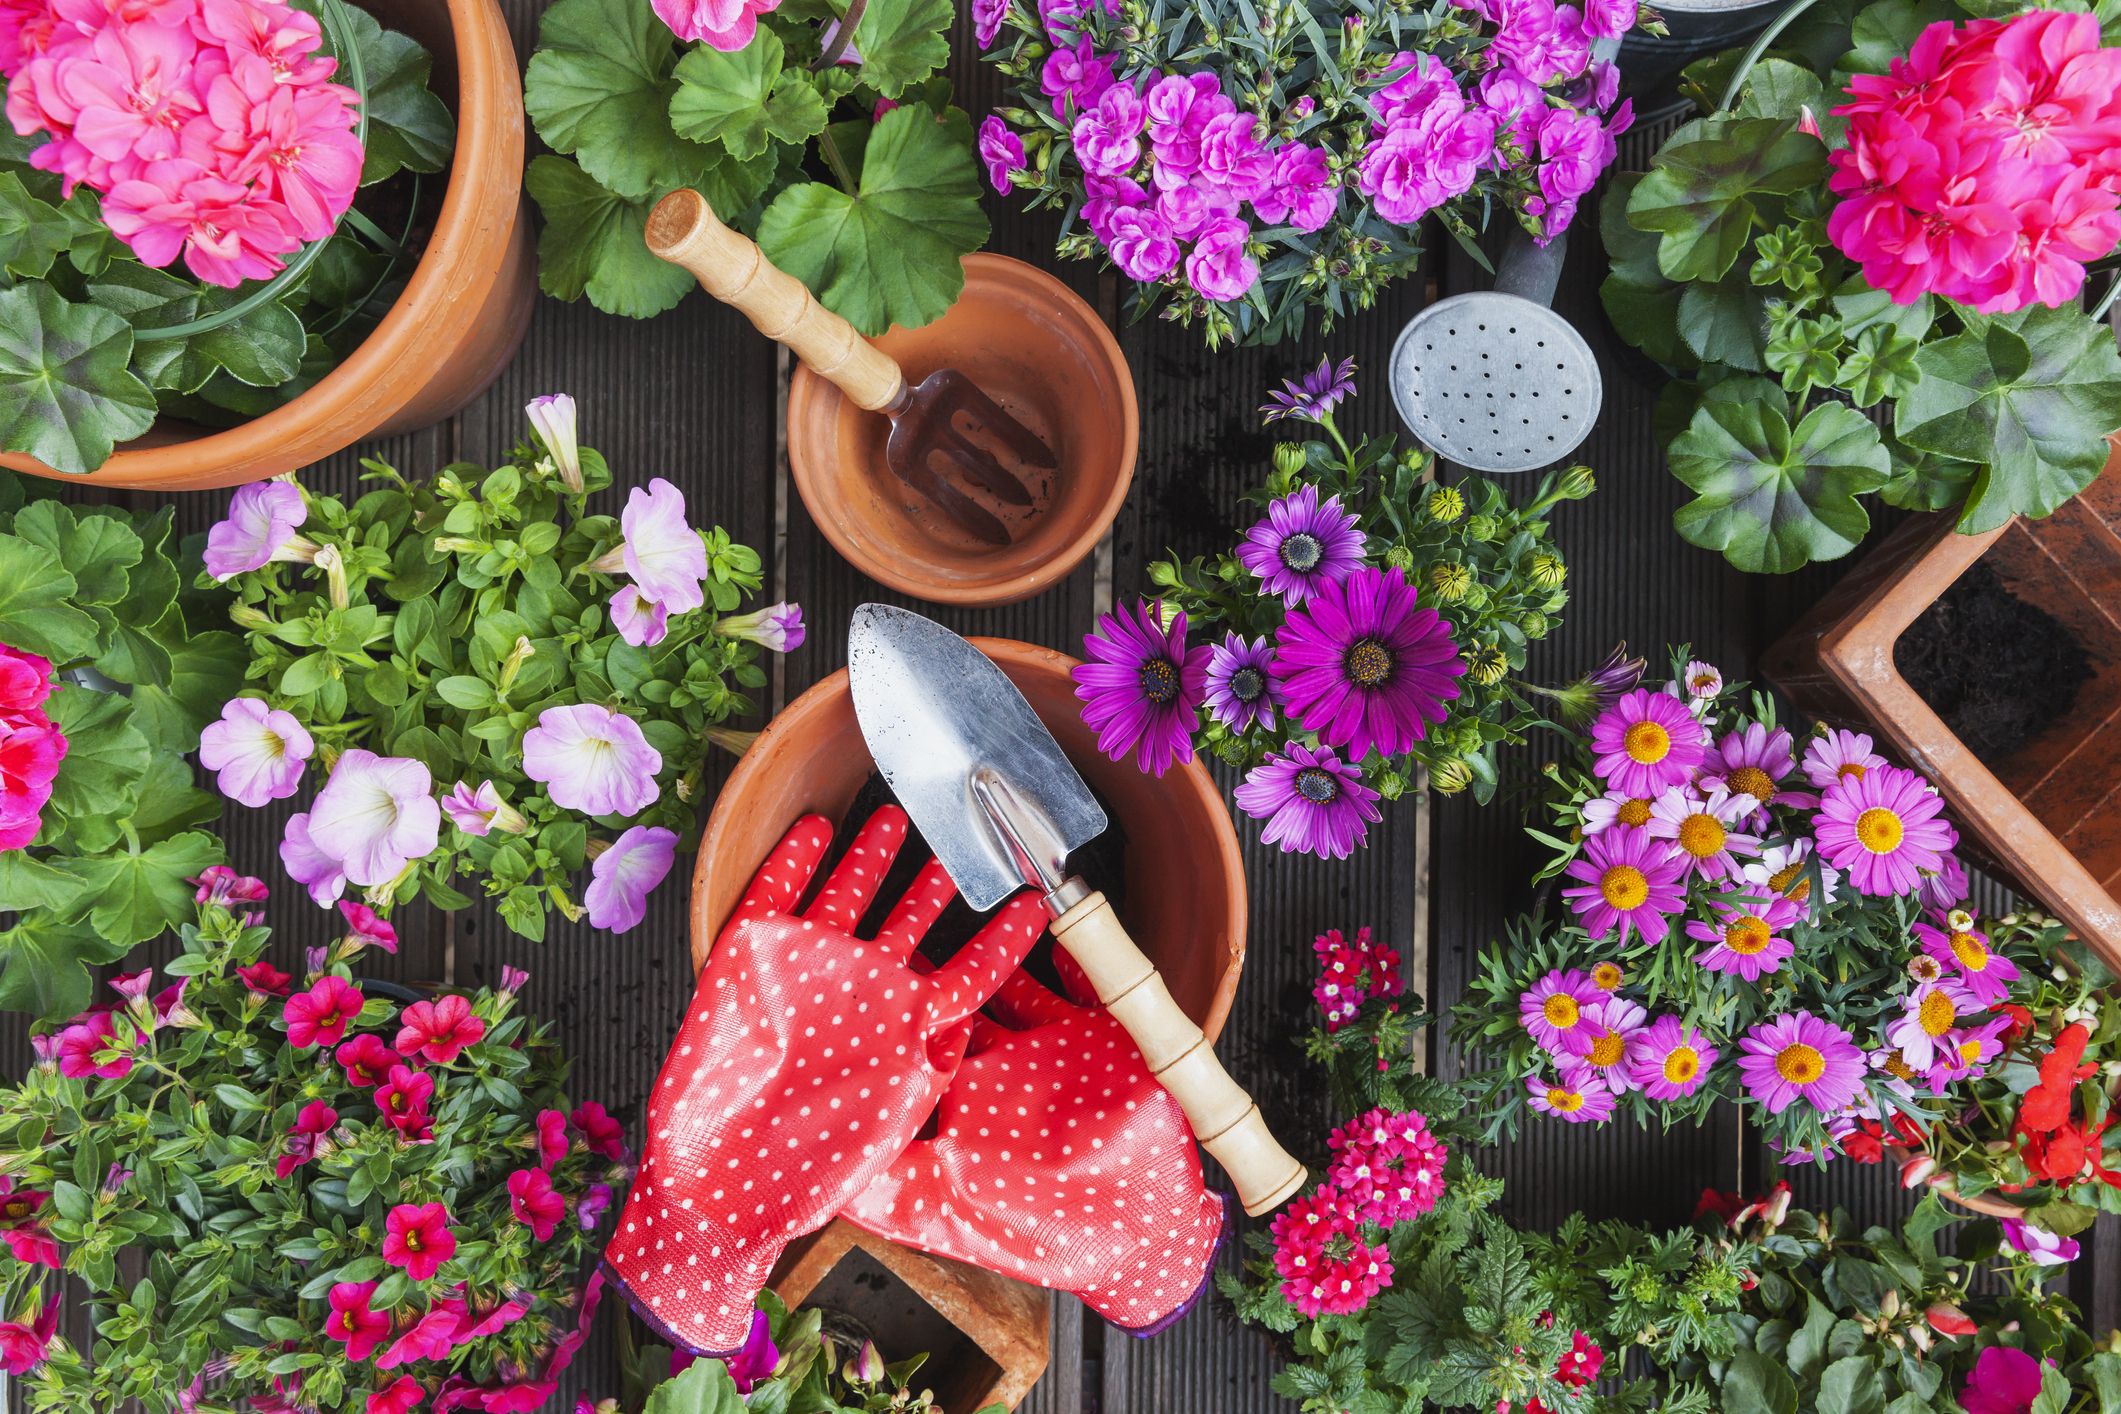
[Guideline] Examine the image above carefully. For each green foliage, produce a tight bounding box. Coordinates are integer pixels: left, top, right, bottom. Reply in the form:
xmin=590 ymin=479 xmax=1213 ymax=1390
xmin=0 ymin=482 xmax=240 ymax=1019
xmin=3 ymin=897 xmax=619 ymax=1414
xmin=523 ymin=0 xmax=985 ymax=334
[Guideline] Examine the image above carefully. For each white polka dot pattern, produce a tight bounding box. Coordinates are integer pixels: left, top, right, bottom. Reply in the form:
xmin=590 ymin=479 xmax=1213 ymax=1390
xmin=603 ymin=808 xmax=1045 ymax=1354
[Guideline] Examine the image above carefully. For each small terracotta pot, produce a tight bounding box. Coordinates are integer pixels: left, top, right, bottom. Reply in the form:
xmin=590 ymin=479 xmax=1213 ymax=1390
xmin=693 ymin=638 xmax=1245 ymax=1042
xmin=1762 ymin=438 xmax=2121 ymax=970
xmin=785 ymin=255 xmax=1137 ymax=607
xmin=0 ymin=0 xmax=534 ymax=490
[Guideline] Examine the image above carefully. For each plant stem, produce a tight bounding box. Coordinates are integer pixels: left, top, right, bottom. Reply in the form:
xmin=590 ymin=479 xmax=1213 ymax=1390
xmin=819 ymin=127 xmax=859 ymax=195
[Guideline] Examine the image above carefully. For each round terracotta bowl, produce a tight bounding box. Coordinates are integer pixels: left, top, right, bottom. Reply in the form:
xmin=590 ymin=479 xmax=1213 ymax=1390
xmin=0 ymin=0 xmax=534 ymax=490
xmin=786 ymin=255 xmax=1138 ymax=608
xmin=693 ymin=638 xmax=1245 ymax=1041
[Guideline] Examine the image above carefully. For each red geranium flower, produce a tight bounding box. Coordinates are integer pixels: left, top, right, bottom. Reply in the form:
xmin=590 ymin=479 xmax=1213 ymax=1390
xmin=395 ymin=995 xmax=485 ymax=1066
xmin=382 ymin=1203 xmax=456 ymax=1282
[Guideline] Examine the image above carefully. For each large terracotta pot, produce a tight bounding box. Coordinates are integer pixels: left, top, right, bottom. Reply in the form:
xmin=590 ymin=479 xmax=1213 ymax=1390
xmin=693 ymin=638 xmax=1246 ymax=1042
xmin=0 ymin=0 xmax=534 ymax=490
xmin=1762 ymin=440 xmax=2121 ymax=970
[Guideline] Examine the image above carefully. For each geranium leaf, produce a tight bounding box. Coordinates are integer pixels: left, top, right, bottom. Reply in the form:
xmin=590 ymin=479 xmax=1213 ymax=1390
xmin=130 ymin=628 xmax=246 ymax=754
xmin=1599 ymin=175 xmax=1697 ymax=371
xmin=89 ymin=264 xmax=306 ymax=393
xmin=755 ymin=104 xmax=987 ymax=336
xmin=0 ymin=531 xmax=100 ymax=661
xmin=670 ymin=31 xmax=828 ymax=161
xmin=524 ymin=0 xmax=721 ymax=201
xmin=325 ymin=3 xmax=456 ymax=183
xmin=1894 ymin=303 xmax=2121 ymax=535
xmin=0 ymin=171 xmax=69 ymax=279
xmin=1669 ymin=382 xmax=1891 ymax=572
xmin=1838 ymin=0 xmax=1957 ymax=82
xmin=45 ymin=686 xmax=151 ymax=851
xmin=13 ymin=502 xmax=141 ymax=607
xmin=1627 ymin=117 xmax=1825 ymax=283
xmin=0 ymin=283 xmax=156 ymax=475
xmin=525 ymin=156 xmax=697 ymax=320
xmin=852 ymin=0 xmax=953 ymax=96
xmin=1677 ymin=275 xmax=1767 ymax=372
xmin=0 ymin=850 xmax=90 ymax=914
xmin=56 ymin=831 xmax=224 ymax=949
xmin=0 ymin=912 xmax=132 ymax=1019
xmin=121 ymin=755 xmax=223 ymax=846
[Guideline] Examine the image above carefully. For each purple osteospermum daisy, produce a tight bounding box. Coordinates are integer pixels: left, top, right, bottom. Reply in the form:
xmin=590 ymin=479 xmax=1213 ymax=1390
xmin=1800 ymin=727 xmax=1886 ymax=791
xmin=1589 ymin=688 xmax=1705 ymax=797
xmin=1234 ymin=484 xmax=1366 ymax=608
xmin=1912 ymin=911 xmax=2019 ymax=1006
xmin=1884 ymin=979 xmax=1983 ymax=1072
xmin=1560 ymin=825 xmax=1686 ymax=946
xmin=1687 ymin=890 xmax=1799 ymax=981
xmin=1525 ymin=1066 xmax=1614 ymax=1124
xmin=1271 ymin=565 xmax=1465 ymax=762
xmin=1701 ymin=721 xmax=1816 ymax=825
xmin=1576 ymin=995 xmax=1647 ymax=1094
xmin=1626 ymin=1015 xmax=1718 ymax=1101
xmin=1737 ymin=1011 xmax=1866 ymax=1115
xmin=1261 ymin=355 xmax=1357 ymax=423
xmin=1517 ymin=968 xmax=1609 ymax=1057
xmin=1203 ymin=633 xmax=1279 ymax=732
xmin=1645 ymin=785 xmax=1761 ymax=883
xmin=1581 ymin=789 xmax=1654 ymax=835
xmin=1813 ymin=764 xmax=1955 ymax=896
xmin=1232 ymin=741 xmax=1382 ymax=859
xmin=1072 ymin=600 xmax=1211 ymax=778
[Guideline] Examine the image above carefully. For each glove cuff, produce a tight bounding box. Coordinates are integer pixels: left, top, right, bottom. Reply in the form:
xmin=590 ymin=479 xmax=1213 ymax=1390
xmin=1103 ymin=1188 xmax=1232 ymax=1338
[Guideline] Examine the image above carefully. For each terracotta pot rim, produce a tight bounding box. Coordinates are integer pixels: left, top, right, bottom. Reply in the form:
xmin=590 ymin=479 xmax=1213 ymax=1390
xmin=690 ymin=637 xmax=1246 ymax=1043
xmin=786 ymin=253 xmax=1138 ymax=607
xmin=0 ymin=0 xmax=525 ymax=489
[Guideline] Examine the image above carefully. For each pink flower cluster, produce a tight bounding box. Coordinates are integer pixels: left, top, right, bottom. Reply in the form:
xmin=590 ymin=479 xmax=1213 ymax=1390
xmin=1312 ymin=924 xmax=1401 ymax=1031
xmin=1268 ymin=1108 xmax=1445 ymax=1318
xmin=2 ymin=0 xmax=365 ymax=287
xmin=1828 ymin=11 xmax=2121 ymax=312
xmin=0 ymin=644 xmax=63 ymax=851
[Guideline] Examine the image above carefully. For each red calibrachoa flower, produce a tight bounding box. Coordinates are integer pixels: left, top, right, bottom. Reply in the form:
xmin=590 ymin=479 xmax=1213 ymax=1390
xmin=395 ymin=995 xmax=486 ymax=1065
xmin=57 ymin=1012 xmax=135 ymax=1080
xmin=337 ymin=1033 xmax=398 ymax=1088
xmin=507 ymin=1168 xmax=567 ymax=1241
xmin=0 ymin=1186 xmax=58 ymax=1270
xmin=377 ymin=1299 xmax=465 ymax=1370
xmin=0 ymin=1302 xmax=58 ymax=1376
xmin=570 ymin=1101 xmax=628 ymax=1162
xmin=326 ymin=1282 xmax=390 ymax=1363
xmin=382 ymin=1203 xmax=457 ymax=1282
xmin=236 ymin=960 xmax=294 ymax=997
xmin=275 ymin=1101 xmax=338 ymax=1179
xmin=339 ymin=901 xmax=399 ymax=954
xmin=377 ymin=1065 xmax=437 ymax=1144
xmin=535 ymin=1110 xmax=570 ymax=1170
xmin=366 ymin=1376 xmax=425 ymax=1414
xmin=284 ymin=977 xmax=365 ymax=1049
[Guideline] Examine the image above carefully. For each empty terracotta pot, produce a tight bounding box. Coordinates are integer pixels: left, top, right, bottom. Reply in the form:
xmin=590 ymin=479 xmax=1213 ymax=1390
xmin=693 ymin=638 xmax=1245 ymax=1042
xmin=785 ymin=256 xmax=1137 ymax=607
xmin=0 ymin=0 xmax=534 ymax=490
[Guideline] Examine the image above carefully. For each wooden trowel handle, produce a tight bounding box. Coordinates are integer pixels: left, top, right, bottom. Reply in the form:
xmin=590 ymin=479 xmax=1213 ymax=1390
xmin=1050 ymin=889 xmax=1307 ymax=1217
xmin=644 ymin=188 xmax=906 ymax=413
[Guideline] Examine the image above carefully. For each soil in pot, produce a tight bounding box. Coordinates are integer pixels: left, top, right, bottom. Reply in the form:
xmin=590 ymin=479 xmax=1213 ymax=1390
xmin=1896 ymin=560 xmax=2093 ymax=766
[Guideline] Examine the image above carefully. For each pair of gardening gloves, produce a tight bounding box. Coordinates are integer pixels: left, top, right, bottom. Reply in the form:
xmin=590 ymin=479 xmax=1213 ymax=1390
xmin=604 ymin=807 xmax=1227 ymax=1356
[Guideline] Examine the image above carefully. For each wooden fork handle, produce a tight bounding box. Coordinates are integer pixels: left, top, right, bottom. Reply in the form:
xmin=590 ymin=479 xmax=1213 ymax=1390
xmin=645 ymin=188 xmax=906 ymax=413
xmin=1050 ymin=889 xmax=1308 ymax=1217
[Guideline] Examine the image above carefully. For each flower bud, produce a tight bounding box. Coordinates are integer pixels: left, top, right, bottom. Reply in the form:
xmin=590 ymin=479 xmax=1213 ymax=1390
xmin=1273 ymin=443 xmax=1308 ymax=477
xmin=1529 ymin=552 xmax=1567 ymax=589
xmin=1925 ymin=1302 xmax=1976 ymax=1337
xmin=1464 ymin=513 xmax=1501 ymax=542
xmin=1430 ymin=758 xmax=1473 ymax=794
xmin=1147 ymin=559 xmax=1183 ymax=589
xmin=844 ymin=1340 xmax=886 ymax=1385
xmin=1518 ymin=610 xmax=1549 ymax=638
xmin=1762 ymin=1183 xmax=1792 ymax=1226
xmin=1468 ymin=644 xmax=1509 ymax=686
xmin=1426 ymin=486 xmax=1465 ymax=523
xmin=1899 ymin=1154 xmax=1936 ymax=1189
xmin=1555 ymin=464 xmax=1596 ymax=501
xmin=1427 ymin=562 xmax=1471 ymax=603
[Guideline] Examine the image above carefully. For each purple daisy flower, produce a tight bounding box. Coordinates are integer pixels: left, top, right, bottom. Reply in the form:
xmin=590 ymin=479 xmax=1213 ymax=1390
xmin=1203 ymin=633 xmax=1279 ymax=732
xmin=1234 ymin=485 xmax=1366 ymax=608
xmin=1072 ymin=600 xmax=1211 ymax=777
xmin=1232 ymin=741 xmax=1382 ymax=859
xmin=1271 ymin=565 xmax=1465 ymax=763
xmin=1261 ymin=355 xmax=1357 ymax=423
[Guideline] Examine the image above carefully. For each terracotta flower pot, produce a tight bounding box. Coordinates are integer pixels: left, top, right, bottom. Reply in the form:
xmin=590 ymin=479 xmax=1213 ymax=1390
xmin=0 ymin=0 xmax=534 ymax=490
xmin=1762 ymin=439 xmax=2121 ymax=969
xmin=785 ymin=255 xmax=1137 ymax=607
xmin=692 ymin=638 xmax=1246 ymax=1043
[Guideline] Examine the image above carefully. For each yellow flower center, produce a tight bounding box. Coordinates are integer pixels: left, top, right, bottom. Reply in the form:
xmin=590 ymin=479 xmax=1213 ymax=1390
xmin=1839 ymin=762 xmax=1868 ymax=781
xmin=1883 ymin=1055 xmax=1916 ymax=1082
xmin=1950 ymin=931 xmax=1989 ymax=971
xmin=1616 ymin=798 xmax=1653 ymax=828
xmin=1958 ymin=1039 xmax=1982 ymax=1064
xmin=1776 ymin=1043 xmax=1826 ymax=1084
xmin=1545 ymin=1086 xmax=1585 ymax=1112
xmin=1768 ymin=860 xmax=1812 ymax=902
xmin=1663 ymin=1046 xmax=1700 ymax=1084
xmin=1624 ymin=720 xmax=1671 ymax=765
xmin=1591 ymin=962 xmax=1624 ymax=991
xmin=1728 ymin=766 xmax=1776 ymax=804
xmin=1919 ymin=991 xmax=1957 ymax=1037
xmin=1726 ymin=916 xmax=1771 ymax=955
xmin=1542 ymin=994 xmax=1580 ymax=1029
xmin=1677 ymin=813 xmax=1727 ymax=858
xmin=1588 ymin=1031 xmax=1626 ymax=1068
xmin=1600 ymin=865 xmax=1649 ymax=910
xmin=1855 ymin=807 xmax=1904 ymax=853
xmin=1690 ymin=672 xmax=1718 ymax=692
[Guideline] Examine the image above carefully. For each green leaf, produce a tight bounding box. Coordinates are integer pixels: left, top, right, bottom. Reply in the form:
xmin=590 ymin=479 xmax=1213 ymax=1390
xmin=89 ymin=264 xmax=306 ymax=393
xmin=1599 ymin=174 xmax=1696 ymax=370
xmin=1628 ymin=117 xmax=1827 ymax=283
xmin=1669 ymin=381 xmax=1892 ymax=572
xmin=56 ymin=831 xmax=223 ymax=948
xmin=45 ymin=686 xmax=152 ymax=849
xmin=0 ymin=532 xmax=98 ymax=661
xmin=670 ymin=32 xmax=829 ymax=161
xmin=130 ymin=628 xmax=246 ymax=754
xmin=642 ymin=1359 xmax=746 ymax=1414
xmin=1896 ymin=304 xmax=2121 ymax=534
xmin=755 ymin=104 xmax=988 ymax=336
xmin=11 ymin=501 xmax=141 ymax=607
xmin=0 ymin=912 xmax=133 ymax=1019
xmin=121 ymin=754 xmax=223 ymax=846
xmin=0 ymin=283 xmax=156 ymax=475
xmin=326 ymin=3 xmax=456 ymax=183
xmin=852 ymin=0 xmax=953 ymax=96
xmin=1677 ymin=275 xmax=1768 ymax=372
xmin=0 ymin=171 xmax=70 ymax=280
xmin=1840 ymin=0 xmax=1957 ymax=80
xmin=526 ymin=156 xmax=699 ymax=320
xmin=1721 ymin=1348 xmax=1800 ymax=1414
xmin=0 ymin=850 xmax=90 ymax=914
xmin=1816 ymin=1357 xmax=1883 ymax=1414
xmin=1734 ymin=58 xmax=1826 ymax=123
xmin=524 ymin=0 xmax=722 ymax=201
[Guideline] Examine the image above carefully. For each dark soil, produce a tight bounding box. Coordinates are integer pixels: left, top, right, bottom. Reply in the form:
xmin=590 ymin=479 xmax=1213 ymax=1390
xmin=1895 ymin=560 xmax=2092 ymax=764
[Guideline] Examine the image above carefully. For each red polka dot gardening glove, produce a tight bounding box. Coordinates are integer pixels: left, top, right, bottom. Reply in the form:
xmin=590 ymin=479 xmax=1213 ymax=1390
xmin=842 ymin=959 xmax=1230 ymax=1334
xmin=604 ymin=807 xmax=1045 ymax=1355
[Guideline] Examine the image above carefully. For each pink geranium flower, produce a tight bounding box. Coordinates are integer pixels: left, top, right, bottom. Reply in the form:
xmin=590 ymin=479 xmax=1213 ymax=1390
xmin=521 ymin=704 xmax=662 ymax=818
xmin=201 ymin=60 xmax=361 ymax=240
xmin=101 ymin=157 xmax=298 ymax=285
xmin=284 ymin=976 xmax=364 ymax=1049
xmin=199 ymin=696 xmax=312 ymax=808
xmin=0 ymin=710 xmax=66 ymax=850
xmin=383 ymin=1203 xmax=456 ymax=1282
xmin=507 ymin=1168 xmax=567 ymax=1241
xmin=650 ymin=0 xmax=781 ymax=51
xmin=395 ymin=994 xmax=485 ymax=1065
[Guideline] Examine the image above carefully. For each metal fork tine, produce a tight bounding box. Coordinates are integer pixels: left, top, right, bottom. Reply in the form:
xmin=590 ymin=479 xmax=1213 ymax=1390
xmin=936 ymin=422 xmax=1035 ymax=506
xmin=885 ymin=443 xmax=1012 ymax=545
xmin=939 ymin=375 xmax=1060 ymax=470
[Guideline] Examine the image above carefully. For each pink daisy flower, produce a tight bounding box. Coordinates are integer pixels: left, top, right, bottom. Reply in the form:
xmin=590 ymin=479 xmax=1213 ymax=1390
xmin=1814 ymin=764 xmax=1956 ymax=896
xmin=1919 ymin=852 xmax=1969 ymax=911
xmin=1268 ymin=1187 xmax=1392 ymax=1318
xmin=1626 ymin=1015 xmax=1718 ymax=1100
xmin=1525 ymin=1066 xmax=1615 ymax=1124
xmin=1676 ymin=659 xmax=1722 ymax=700
xmin=1574 ymin=996 xmax=1647 ymax=1095
xmin=1912 ymin=911 xmax=2019 ymax=1006
xmin=1739 ymin=838 xmax=1839 ymax=912
xmin=1325 ymin=1108 xmax=1448 ymax=1226
xmin=1517 ymin=968 xmax=1609 ymax=1057
xmin=1580 ymin=789 xmax=1654 ymax=835
xmin=1687 ymin=890 xmax=1800 ymax=980
xmin=1588 ymin=688 xmax=1704 ymax=797
xmin=1926 ymin=1013 xmax=2012 ymax=1094
xmin=1800 ymin=727 xmax=1886 ymax=791
xmin=1587 ymin=960 xmax=1626 ymax=994
xmin=1701 ymin=721 xmax=1817 ymax=825
xmin=1737 ymin=1011 xmax=1866 ymax=1115
xmin=1645 ymin=785 xmax=1761 ymax=882
xmin=1884 ymin=979 xmax=1984 ymax=1072
xmin=1561 ymin=825 xmax=1687 ymax=945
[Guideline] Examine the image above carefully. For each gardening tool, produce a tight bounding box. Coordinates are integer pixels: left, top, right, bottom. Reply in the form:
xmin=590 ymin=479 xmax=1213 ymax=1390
xmin=645 ymin=189 xmax=1055 ymax=546
xmin=846 ymin=603 xmax=1308 ymax=1217
xmin=1386 ymin=224 xmax=1602 ymax=474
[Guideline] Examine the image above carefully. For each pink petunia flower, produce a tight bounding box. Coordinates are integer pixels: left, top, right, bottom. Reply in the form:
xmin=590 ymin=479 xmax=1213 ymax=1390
xmin=521 ymin=704 xmax=662 ymax=818
xmin=395 ymin=994 xmax=485 ymax=1065
xmin=608 ymin=585 xmax=669 ymax=648
xmin=714 ymin=601 xmax=805 ymax=653
xmin=336 ymin=1032 xmax=397 ymax=1088
xmin=338 ymin=900 xmax=397 ymax=955
xmin=57 ymin=1010 xmax=134 ymax=1079
xmin=535 ymin=1109 xmax=571 ymax=1170
xmin=585 ymin=824 xmax=677 ymax=933
xmin=367 ymin=1377 xmax=426 ymax=1414
xmin=204 ymin=481 xmax=313 ymax=580
xmin=377 ymin=1064 xmax=436 ymax=1144
xmin=280 ymin=812 xmax=346 ymax=908
xmin=608 ymin=477 xmax=706 ymax=613
xmin=305 ymin=750 xmax=441 ymax=889
xmin=0 ymin=1301 xmax=58 ymax=1377
xmin=377 ymin=1298 xmax=464 ymax=1370
xmin=236 ymin=960 xmax=293 ymax=997
xmin=570 ymin=1101 xmax=629 ymax=1163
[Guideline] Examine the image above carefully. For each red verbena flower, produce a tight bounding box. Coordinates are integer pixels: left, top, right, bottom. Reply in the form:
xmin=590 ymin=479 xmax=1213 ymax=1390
xmin=1555 ymin=1330 xmax=1603 ymax=1388
xmin=1325 ymin=1108 xmax=1448 ymax=1226
xmin=1268 ymin=1186 xmax=1392 ymax=1317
